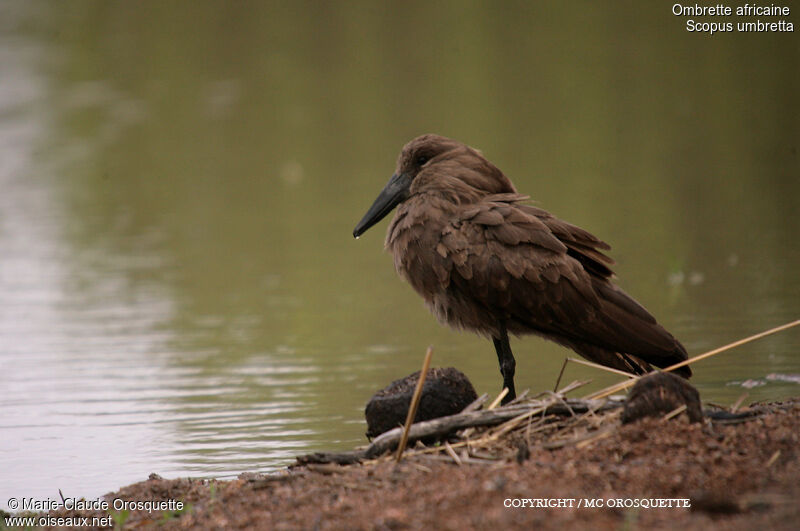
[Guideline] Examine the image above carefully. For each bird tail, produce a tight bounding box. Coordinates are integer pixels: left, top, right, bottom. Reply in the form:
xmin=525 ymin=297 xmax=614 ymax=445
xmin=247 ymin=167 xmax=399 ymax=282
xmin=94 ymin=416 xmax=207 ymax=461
xmin=565 ymin=281 xmax=692 ymax=378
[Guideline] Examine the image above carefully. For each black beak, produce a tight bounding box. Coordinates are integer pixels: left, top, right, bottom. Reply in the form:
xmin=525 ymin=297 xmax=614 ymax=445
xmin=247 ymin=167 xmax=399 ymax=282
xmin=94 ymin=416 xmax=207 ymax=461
xmin=353 ymin=173 xmax=412 ymax=238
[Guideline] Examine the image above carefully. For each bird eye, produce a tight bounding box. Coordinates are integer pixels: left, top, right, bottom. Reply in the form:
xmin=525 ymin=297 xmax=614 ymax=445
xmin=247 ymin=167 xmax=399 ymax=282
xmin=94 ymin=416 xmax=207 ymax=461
xmin=416 ymin=154 xmax=429 ymax=166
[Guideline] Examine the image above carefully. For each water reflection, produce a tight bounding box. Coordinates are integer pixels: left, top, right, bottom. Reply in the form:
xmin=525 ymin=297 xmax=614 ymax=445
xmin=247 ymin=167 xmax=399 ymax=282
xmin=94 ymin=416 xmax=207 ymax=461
xmin=1 ymin=0 xmax=798 ymax=508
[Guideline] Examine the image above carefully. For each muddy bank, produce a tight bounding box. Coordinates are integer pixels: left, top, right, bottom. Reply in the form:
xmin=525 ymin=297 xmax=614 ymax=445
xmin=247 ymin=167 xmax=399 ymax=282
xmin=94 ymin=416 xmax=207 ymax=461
xmin=9 ymin=397 xmax=798 ymax=530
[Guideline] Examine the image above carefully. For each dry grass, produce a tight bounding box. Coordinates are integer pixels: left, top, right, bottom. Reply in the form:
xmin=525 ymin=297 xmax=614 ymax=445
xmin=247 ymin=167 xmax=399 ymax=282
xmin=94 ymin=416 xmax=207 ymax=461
xmin=357 ymin=319 xmax=800 ymax=468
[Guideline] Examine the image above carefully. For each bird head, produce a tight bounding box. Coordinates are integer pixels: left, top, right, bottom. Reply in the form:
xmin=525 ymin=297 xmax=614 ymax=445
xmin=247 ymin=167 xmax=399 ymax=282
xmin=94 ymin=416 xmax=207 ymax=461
xmin=353 ymin=134 xmax=515 ymax=238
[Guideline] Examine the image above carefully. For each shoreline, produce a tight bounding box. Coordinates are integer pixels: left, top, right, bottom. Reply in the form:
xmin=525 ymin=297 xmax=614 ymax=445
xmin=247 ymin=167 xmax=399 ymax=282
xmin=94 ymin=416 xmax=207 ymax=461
xmin=5 ymin=396 xmax=798 ymax=530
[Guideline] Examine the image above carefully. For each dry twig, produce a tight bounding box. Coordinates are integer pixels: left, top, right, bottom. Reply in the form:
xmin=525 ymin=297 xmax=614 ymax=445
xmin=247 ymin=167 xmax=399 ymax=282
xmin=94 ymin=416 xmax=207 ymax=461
xmin=396 ymin=346 xmax=434 ymax=463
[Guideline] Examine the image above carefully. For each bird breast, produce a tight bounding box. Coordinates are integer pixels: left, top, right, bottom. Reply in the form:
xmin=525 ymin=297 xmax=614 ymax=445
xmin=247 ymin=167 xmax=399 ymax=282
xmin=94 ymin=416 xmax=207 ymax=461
xmin=385 ymin=195 xmax=503 ymax=336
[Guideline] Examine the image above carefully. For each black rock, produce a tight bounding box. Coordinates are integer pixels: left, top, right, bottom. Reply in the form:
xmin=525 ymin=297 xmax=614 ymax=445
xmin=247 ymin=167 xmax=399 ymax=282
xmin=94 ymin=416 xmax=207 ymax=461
xmin=365 ymin=367 xmax=478 ymax=439
xmin=622 ymin=371 xmax=703 ymax=424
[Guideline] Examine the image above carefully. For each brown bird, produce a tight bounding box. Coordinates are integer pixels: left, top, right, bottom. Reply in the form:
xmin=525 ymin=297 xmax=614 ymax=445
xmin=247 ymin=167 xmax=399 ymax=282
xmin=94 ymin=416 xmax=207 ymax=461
xmin=353 ymin=134 xmax=691 ymax=403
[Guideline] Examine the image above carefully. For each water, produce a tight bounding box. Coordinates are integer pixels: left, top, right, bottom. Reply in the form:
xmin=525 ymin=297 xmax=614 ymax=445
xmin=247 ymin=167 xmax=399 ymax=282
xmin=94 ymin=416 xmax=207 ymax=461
xmin=1 ymin=1 xmax=798 ymax=509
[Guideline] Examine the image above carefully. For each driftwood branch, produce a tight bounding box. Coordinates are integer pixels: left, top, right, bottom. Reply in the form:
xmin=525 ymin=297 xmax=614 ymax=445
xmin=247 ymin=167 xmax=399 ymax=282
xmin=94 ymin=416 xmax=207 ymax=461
xmin=296 ymin=397 xmax=623 ymax=465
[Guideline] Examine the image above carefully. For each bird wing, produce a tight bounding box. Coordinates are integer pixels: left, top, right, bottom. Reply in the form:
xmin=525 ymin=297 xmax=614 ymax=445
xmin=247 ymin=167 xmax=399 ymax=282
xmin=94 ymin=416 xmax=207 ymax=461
xmin=439 ymin=196 xmax=603 ymax=332
xmin=436 ymin=196 xmax=690 ymax=374
xmin=518 ymin=203 xmax=615 ymax=279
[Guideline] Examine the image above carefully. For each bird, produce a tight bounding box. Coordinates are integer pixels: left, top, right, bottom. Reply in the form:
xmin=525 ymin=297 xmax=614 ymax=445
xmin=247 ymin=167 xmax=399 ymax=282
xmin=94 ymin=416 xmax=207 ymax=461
xmin=353 ymin=134 xmax=691 ymax=403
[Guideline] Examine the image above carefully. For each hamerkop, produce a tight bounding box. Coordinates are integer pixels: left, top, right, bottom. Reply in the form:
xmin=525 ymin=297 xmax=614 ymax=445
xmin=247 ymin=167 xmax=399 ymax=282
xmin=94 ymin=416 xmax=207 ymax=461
xmin=353 ymin=134 xmax=691 ymax=403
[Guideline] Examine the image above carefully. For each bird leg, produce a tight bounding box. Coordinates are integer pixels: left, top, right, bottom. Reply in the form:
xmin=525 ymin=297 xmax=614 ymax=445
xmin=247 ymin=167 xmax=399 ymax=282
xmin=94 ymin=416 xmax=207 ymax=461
xmin=492 ymin=323 xmax=516 ymax=405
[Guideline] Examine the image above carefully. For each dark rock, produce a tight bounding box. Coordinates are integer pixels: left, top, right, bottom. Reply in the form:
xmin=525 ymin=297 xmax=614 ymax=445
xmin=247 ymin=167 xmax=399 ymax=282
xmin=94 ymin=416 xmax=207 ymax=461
xmin=622 ymin=371 xmax=703 ymax=424
xmin=365 ymin=367 xmax=478 ymax=439
xmin=514 ymin=439 xmax=530 ymax=463
xmin=689 ymin=490 xmax=742 ymax=514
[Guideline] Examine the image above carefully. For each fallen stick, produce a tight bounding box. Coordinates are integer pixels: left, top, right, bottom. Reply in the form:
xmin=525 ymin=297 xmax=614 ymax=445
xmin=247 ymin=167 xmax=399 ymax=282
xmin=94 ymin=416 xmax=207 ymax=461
xmin=363 ymin=397 xmax=622 ymax=459
xmin=295 ymin=397 xmax=622 ymax=465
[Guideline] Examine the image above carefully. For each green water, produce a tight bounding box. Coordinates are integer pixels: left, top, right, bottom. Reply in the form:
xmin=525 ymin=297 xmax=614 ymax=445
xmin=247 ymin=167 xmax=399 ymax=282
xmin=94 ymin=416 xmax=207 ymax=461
xmin=1 ymin=1 xmax=798 ymax=507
